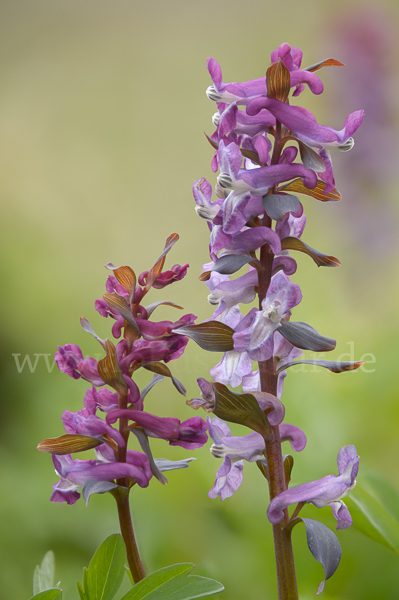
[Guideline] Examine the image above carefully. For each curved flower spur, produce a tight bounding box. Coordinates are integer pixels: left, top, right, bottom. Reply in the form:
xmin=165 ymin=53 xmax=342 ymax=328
xmin=183 ymin=43 xmax=365 ymax=598
xmin=37 ymin=233 xmax=208 ymax=583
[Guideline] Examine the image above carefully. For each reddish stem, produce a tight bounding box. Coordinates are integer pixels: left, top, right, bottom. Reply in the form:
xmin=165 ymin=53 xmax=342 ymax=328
xmin=112 ymin=390 xmax=146 ymax=582
xmin=112 ymin=488 xmax=146 ymax=583
xmin=257 ymin=125 xmax=299 ymax=599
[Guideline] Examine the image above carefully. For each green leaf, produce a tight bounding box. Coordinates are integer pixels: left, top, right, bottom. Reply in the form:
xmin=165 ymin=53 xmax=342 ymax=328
xmin=360 ymin=471 xmax=399 ymax=522
xmin=29 ymin=590 xmax=63 ymax=600
xmin=33 ymin=551 xmax=56 ymax=594
xmin=120 ymin=563 xmax=224 ymax=600
xmin=345 ymin=485 xmax=399 ymax=553
xmin=78 ymin=534 xmax=127 ymax=600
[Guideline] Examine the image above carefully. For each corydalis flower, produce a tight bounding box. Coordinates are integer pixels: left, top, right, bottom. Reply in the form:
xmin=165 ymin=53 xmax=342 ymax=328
xmin=51 ymin=448 xmax=152 ymax=505
xmin=267 ymin=445 xmax=359 ymax=529
xmin=233 ymin=271 xmax=302 ymax=361
xmin=207 ymin=416 xmax=306 ymax=500
xmin=106 ymin=409 xmax=208 ymax=450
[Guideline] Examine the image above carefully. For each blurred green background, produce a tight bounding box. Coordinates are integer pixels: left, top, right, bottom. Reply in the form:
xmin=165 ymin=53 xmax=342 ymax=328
xmin=1 ymin=0 xmax=399 ymax=598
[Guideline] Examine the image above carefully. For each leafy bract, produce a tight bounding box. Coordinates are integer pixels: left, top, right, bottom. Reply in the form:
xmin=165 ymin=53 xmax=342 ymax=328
xmin=211 ymin=254 xmax=254 ymax=275
xmin=286 ymin=517 xmax=341 ymax=595
xmin=174 ymin=322 xmax=234 ymax=352
xmin=212 ymin=382 xmax=271 ymax=437
xmin=120 ymin=563 xmax=224 ymax=600
xmin=345 ymin=485 xmax=399 ymax=554
xmin=278 ymin=321 xmax=336 ymax=352
xmin=77 ymin=534 xmax=126 ymax=600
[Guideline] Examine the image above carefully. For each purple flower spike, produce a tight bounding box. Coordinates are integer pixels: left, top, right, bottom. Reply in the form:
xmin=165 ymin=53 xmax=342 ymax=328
xmin=267 ymin=445 xmax=359 ymax=529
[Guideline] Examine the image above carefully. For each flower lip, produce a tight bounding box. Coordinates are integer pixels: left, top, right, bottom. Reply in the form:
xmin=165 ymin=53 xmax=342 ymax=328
xmin=217 ymin=173 xmax=233 ymax=189
xmin=208 ymin=291 xmax=221 ymax=305
xmin=206 ymin=86 xmax=223 ymax=102
xmin=262 ymin=300 xmax=283 ymax=323
xmin=210 ymin=443 xmax=225 ymax=459
xmin=212 ymin=112 xmax=220 ymax=127
xmin=195 ymin=205 xmax=218 ymax=220
xmin=337 ymin=137 xmax=355 ymax=151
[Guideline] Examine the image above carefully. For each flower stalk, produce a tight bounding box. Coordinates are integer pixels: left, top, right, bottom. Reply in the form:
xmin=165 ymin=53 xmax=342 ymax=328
xmin=112 ymin=487 xmax=146 ymax=583
xmin=258 ymin=192 xmax=299 ymax=598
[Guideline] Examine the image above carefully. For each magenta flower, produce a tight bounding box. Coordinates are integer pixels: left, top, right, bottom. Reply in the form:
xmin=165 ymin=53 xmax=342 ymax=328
xmin=54 ymin=344 xmax=103 ymax=386
xmin=106 ymin=409 xmax=208 ymax=450
xmin=267 ymin=445 xmax=359 ymax=529
xmin=206 ymin=57 xmax=266 ymax=105
xmin=62 ymin=404 xmax=125 ymax=449
xmin=247 ymin=98 xmax=364 ymax=151
xmin=51 ymin=449 xmax=152 ymax=505
xmin=270 ymin=43 xmax=324 ymax=97
xmin=138 ymin=264 xmax=189 ymax=289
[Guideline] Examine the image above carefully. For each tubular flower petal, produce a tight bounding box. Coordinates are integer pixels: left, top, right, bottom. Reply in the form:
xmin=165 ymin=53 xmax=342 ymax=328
xmin=267 ymin=445 xmax=359 ymax=529
xmin=106 ymin=409 xmax=208 ymax=449
xmin=246 ymin=98 xmax=364 ymax=150
xmin=50 ymin=451 xmax=152 ymax=504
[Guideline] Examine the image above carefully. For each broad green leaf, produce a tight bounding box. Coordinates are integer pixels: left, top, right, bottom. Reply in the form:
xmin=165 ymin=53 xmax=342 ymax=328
xmin=78 ymin=581 xmax=88 ymax=600
xmin=121 ymin=563 xmax=224 ymax=600
xmin=33 ymin=550 xmax=55 ymax=594
xmin=345 ymin=485 xmax=399 ymax=553
xmin=78 ymin=534 xmax=126 ymax=600
xmin=29 ymin=590 xmax=62 ymax=600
